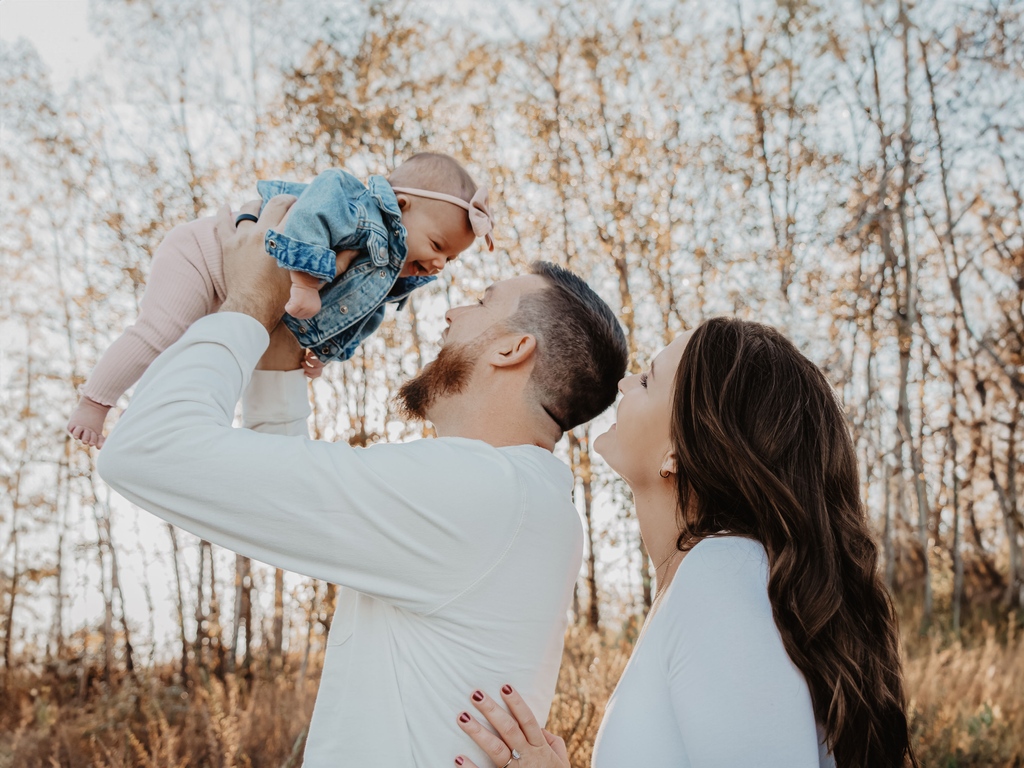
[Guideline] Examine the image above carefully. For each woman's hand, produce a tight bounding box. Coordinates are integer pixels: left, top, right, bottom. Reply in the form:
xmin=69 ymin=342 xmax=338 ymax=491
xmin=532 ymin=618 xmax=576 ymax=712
xmin=455 ymin=685 xmax=570 ymax=768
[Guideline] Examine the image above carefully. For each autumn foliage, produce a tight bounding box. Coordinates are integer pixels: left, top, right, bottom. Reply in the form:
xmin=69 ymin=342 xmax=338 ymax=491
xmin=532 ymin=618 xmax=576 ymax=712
xmin=2 ymin=0 xmax=1023 ymax=765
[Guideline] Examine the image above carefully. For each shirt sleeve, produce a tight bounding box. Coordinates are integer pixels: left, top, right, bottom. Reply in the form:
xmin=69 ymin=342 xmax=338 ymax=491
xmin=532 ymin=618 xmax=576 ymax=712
xmin=264 ymin=169 xmax=364 ymax=281
xmin=98 ymin=312 xmax=526 ymax=614
xmin=662 ymin=539 xmax=822 ymax=767
xmin=241 ymin=369 xmax=311 ymax=437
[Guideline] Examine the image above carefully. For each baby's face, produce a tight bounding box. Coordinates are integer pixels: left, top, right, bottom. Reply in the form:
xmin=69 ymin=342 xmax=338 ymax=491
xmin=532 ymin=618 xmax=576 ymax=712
xmin=397 ymin=196 xmax=476 ymax=278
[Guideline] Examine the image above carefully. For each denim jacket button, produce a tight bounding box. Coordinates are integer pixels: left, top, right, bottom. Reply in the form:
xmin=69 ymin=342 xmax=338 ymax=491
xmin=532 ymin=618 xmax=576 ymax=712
xmin=268 ymin=239 xmax=277 ymax=249
xmin=379 ymin=270 xmax=386 ymax=278
xmin=341 ymin=306 xmax=348 ymax=314
xmin=321 ymin=346 xmax=331 ymax=355
xmin=298 ymin=325 xmax=308 ymax=334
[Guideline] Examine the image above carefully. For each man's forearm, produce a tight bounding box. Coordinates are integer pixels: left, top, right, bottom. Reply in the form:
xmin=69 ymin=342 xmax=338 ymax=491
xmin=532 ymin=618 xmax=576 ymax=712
xmin=219 ymin=292 xmax=284 ymax=334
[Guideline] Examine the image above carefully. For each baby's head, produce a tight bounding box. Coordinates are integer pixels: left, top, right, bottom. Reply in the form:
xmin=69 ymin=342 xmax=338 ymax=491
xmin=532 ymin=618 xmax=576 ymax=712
xmin=388 ymin=153 xmax=494 ymax=278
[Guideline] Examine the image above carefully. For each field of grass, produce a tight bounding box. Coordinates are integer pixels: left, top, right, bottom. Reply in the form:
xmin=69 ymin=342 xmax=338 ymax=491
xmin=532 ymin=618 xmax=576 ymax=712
xmin=3 ymin=616 xmax=1023 ymax=767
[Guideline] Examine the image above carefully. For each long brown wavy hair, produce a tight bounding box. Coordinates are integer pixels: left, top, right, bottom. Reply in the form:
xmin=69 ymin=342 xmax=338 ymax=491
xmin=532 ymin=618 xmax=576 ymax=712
xmin=670 ymin=317 xmax=916 ymax=768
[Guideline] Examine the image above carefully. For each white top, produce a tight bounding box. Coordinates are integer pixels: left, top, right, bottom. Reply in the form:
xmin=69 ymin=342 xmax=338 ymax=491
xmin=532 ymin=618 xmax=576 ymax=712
xmin=592 ymin=537 xmax=836 ymax=768
xmin=98 ymin=313 xmax=584 ymax=768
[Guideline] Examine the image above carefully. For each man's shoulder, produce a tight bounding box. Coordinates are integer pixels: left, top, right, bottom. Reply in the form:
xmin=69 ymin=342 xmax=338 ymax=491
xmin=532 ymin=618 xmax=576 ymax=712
xmin=424 ymin=438 xmax=572 ymax=490
xmin=498 ymin=442 xmax=574 ymax=487
xmin=362 ymin=436 xmax=573 ymax=507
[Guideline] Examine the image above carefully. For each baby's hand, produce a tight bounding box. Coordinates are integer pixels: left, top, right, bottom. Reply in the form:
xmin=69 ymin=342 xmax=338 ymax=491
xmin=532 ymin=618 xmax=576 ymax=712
xmin=334 ymin=248 xmax=359 ymax=275
xmin=285 ymin=271 xmax=324 ymax=319
xmin=302 ymin=349 xmax=325 ymax=379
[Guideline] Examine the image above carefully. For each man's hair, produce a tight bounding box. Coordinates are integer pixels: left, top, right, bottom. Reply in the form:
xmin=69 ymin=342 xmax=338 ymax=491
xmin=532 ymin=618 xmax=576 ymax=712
xmin=507 ymin=262 xmax=628 ymax=432
xmin=388 ymin=152 xmax=478 ymax=204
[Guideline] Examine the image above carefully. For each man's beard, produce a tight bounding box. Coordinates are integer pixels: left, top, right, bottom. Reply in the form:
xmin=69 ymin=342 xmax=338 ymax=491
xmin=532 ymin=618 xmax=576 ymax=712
xmin=395 ymin=341 xmax=476 ymax=421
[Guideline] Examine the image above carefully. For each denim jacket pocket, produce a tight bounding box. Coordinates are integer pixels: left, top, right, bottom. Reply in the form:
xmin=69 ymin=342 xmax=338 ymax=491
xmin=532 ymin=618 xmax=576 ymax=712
xmin=363 ymin=228 xmax=391 ymax=267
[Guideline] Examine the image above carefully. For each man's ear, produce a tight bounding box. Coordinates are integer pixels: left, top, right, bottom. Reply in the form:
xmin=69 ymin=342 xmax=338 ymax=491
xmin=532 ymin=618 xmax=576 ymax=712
xmin=490 ymin=333 xmax=538 ymax=369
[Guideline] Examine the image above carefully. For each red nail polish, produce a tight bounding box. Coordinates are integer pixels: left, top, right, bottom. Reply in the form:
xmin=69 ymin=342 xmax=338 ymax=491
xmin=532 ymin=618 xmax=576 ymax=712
xmin=472 ymin=690 xmax=484 ymax=702
xmin=459 ymin=712 xmax=471 ymax=723
xmin=502 ymin=684 xmax=513 ymax=695
xmin=455 ymin=758 xmax=465 ymax=766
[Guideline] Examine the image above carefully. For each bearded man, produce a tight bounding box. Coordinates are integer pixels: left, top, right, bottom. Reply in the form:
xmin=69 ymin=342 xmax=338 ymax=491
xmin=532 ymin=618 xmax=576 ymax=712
xmin=99 ymin=195 xmax=629 ymax=767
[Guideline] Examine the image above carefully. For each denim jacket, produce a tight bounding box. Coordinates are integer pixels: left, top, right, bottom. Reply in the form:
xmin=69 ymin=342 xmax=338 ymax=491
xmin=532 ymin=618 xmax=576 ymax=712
xmin=257 ymin=170 xmax=434 ymax=363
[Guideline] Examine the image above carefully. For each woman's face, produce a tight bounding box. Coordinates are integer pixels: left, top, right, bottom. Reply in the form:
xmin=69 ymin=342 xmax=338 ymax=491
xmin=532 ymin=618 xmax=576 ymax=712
xmin=594 ymin=333 xmax=691 ymax=487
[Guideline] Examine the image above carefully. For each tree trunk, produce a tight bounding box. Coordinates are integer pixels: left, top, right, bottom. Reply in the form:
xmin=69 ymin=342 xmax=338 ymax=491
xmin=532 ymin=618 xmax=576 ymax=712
xmin=228 ymin=554 xmax=245 ymax=674
xmin=240 ymin=556 xmax=253 ymax=676
xmin=568 ymin=428 xmax=599 ymax=629
xmin=991 ymin=398 xmax=1023 ymax=609
xmin=950 ymin=425 xmax=963 ymax=637
xmin=207 ymin=546 xmax=224 ymax=678
xmin=882 ymin=457 xmax=895 ymax=591
xmin=2 ymin=461 xmax=23 ymax=689
xmin=168 ymin=525 xmax=189 ymax=681
xmin=271 ymin=567 xmax=285 ymax=667
xmin=194 ymin=539 xmax=207 ymax=671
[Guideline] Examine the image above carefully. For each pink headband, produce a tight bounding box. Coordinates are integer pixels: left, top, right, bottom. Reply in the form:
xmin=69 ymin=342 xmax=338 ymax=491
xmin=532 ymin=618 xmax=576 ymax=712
xmin=391 ymin=186 xmax=495 ymax=252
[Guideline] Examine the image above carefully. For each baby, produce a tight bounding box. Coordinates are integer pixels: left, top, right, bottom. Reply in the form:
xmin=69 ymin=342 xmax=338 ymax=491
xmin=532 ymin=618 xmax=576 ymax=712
xmin=68 ymin=152 xmax=494 ymax=448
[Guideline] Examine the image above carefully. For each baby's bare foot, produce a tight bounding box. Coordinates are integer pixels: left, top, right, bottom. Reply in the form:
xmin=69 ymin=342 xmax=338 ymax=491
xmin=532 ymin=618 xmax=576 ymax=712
xmin=68 ymin=396 xmax=111 ymax=448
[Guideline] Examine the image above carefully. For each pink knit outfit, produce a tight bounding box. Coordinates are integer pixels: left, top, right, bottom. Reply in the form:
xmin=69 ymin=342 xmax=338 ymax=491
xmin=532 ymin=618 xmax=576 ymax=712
xmin=82 ymin=217 xmax=226 ymax=407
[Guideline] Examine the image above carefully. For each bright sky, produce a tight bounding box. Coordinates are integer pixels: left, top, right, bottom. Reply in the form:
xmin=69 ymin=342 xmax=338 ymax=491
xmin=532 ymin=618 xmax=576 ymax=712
xmin=1 ymin=0 xmax=635 ymax=663
xmin=0 ymin=0 xmax=103 ymax=87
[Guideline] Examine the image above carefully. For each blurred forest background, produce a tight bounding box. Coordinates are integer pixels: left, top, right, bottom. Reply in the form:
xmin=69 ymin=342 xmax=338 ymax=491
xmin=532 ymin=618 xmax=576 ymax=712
xmin=1 ymin=0 xmax=1023 ymax=765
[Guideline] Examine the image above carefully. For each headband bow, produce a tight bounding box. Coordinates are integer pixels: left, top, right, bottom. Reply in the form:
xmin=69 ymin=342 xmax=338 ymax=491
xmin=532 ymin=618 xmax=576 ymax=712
xmin=390 ymin=185 xmax=495 ymax=251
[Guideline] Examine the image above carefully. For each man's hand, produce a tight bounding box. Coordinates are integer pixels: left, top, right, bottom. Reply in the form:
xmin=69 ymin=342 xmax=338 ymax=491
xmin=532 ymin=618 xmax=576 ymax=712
xmin=216 ymin=196 xmax=296 ymax=332
xmin=257 ymin=321 xmax=307 ymax=372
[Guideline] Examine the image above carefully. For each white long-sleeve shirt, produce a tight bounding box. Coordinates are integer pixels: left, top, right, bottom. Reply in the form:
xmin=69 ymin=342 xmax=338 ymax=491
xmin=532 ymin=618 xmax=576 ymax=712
xmin=592 ymin=537 xmax=835 ymax=767
xmin=98 ymin=312 xmax=584 ymax=767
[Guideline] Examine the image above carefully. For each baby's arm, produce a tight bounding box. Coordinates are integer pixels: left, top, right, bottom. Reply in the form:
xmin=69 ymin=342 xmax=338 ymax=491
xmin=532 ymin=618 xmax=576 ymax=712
xmin=284 ymin=247 xmax=361 ymax=320
xmin=69 ymin=219 xmax=222 ymax=447
xmin=285 ymin=270 xmax=324 ymax=319
xmin=265 ymin=170 xmax=365 ymax=295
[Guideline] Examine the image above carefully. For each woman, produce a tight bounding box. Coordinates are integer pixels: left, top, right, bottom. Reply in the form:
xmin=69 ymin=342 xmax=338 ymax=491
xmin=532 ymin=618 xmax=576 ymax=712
xmin=452 ymin=318 xmax=916 ymax=767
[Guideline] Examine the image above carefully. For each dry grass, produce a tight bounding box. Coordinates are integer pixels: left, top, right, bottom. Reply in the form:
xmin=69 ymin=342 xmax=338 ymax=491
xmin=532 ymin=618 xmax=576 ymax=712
xmin=905 ymin=622 xmax=1024 ymax=768
xmin=1 ymin=669 xmax=315 ymax=768
xmin=2 ymin=618 xmax=1022 ymax=768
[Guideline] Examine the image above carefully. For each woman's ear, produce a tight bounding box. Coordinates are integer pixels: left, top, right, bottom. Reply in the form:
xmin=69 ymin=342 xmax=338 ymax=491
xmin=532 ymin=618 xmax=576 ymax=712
xmin=491 ymin=333 xmax=538 ymax=368
xmin=659 ymin=452 xmax=677 ymax=479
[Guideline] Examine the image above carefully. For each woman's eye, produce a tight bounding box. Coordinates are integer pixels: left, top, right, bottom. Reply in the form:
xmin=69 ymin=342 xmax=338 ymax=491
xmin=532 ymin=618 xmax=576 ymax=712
xmin=639 ymin=373 xmax=648 ymax=388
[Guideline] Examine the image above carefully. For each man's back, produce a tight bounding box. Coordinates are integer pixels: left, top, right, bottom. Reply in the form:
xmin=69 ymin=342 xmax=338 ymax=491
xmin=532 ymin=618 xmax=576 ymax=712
xmin=98 ymin=314 xmax=583 ymax=767
xmin=304 ymin=441 xmax=581 ymax=766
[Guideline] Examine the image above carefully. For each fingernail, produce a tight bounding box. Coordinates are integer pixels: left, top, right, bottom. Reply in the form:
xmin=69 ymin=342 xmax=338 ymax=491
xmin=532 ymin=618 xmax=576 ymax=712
xmin=471 ymin=690 xmax=484 ymax=702
xmin=455 ymin=758 xmax=465 ymax=766
xmin=459 ymin=712 xmax=471 ymax=723
xmin=502 ymin=684 xmax=513 ymax=695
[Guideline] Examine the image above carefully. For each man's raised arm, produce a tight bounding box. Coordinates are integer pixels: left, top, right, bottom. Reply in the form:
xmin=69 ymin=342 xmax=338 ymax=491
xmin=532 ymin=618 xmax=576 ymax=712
xmin=98 ymin=200 xmax=522 ymax=614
